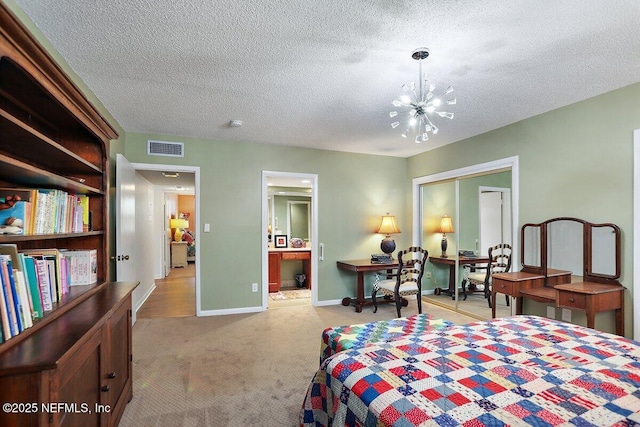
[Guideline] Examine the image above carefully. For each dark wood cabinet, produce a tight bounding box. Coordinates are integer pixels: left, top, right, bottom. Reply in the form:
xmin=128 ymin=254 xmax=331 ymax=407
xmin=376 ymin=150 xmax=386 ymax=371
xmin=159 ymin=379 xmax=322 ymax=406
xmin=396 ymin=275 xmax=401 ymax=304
xmin=268 ymin=252 xmax=281 ymax=293
xmin=0 ymin=4 xmax=137 ymax=426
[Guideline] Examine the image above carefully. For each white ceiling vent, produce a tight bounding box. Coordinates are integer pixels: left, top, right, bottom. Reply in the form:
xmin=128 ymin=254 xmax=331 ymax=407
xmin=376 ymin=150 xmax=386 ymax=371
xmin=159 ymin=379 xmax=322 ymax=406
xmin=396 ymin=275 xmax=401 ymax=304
xmin=147 ymin=140 xmax=184 ymax=157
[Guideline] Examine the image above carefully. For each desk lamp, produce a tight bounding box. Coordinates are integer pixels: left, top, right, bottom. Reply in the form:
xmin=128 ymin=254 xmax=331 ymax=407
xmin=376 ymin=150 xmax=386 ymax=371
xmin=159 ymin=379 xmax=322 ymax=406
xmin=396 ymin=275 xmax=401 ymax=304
xmin=376 ymin=213 xmax=401 ymax=257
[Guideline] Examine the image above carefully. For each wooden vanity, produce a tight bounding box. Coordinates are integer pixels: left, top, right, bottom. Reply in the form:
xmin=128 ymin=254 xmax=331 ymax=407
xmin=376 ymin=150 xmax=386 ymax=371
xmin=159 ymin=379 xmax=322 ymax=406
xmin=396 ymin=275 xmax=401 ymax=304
xmin=491 ymin=217 xmax=625 ymax=335
xmin=268 ymin=248 xmax=312 ymax=292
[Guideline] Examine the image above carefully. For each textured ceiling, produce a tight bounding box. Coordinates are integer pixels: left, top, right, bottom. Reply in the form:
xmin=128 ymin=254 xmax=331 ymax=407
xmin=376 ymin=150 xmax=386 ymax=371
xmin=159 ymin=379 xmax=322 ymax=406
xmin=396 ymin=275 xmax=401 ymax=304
xmin=13 ymin=0 xmax=640 ymax=158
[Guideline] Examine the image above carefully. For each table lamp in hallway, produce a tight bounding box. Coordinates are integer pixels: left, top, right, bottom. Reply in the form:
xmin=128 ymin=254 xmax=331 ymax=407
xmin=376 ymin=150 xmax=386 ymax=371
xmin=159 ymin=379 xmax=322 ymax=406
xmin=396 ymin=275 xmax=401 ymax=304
xmin=170 ymin=218 xmax=189 ymax=241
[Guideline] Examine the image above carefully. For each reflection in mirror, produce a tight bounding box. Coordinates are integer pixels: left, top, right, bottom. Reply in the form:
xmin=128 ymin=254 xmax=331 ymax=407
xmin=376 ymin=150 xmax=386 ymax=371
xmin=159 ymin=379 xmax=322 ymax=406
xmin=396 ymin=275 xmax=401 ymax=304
xmin=591 ymin=225 xmax=617 ymax=277
xmin=547 ymin=220 xmax=583 ymax=278
xmin=288 ymin=201 xmax=310 ymax=240
xmin=522 ymin=224 xmax=541 ymax=269
xmin=419 ymin=169 xmax=513 ymax=321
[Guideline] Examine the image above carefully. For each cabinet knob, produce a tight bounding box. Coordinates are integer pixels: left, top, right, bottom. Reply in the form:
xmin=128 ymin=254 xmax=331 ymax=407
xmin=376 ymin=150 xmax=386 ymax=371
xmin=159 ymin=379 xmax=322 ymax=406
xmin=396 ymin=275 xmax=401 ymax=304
xmin=500 ymin=285 xmax=505 ymax=289
xmin=124 ymin=255 xmax=130 ymax=260
xmin=101 ymin=385 xmax=110 ymax=392
xmin=569 ymin=298 xmax=575 ymax=303
xmin=107 ymin=372 xmax=116 ymax=379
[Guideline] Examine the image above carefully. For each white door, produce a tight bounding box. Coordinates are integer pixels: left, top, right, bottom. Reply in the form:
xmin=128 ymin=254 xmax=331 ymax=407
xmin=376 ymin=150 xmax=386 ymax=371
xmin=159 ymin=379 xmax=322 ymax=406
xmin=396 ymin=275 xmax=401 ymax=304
xmin=115 ymin=154 xmax=136 ymax=282
xmin=479 ymin=188 xmax=511 ymax=255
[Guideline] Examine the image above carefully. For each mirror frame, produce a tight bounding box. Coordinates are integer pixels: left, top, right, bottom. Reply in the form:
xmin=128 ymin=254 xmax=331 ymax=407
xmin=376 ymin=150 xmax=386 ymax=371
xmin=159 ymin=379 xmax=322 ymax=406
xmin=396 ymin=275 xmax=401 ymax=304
xmin=521 ymin=217 xmax=621 ymax=283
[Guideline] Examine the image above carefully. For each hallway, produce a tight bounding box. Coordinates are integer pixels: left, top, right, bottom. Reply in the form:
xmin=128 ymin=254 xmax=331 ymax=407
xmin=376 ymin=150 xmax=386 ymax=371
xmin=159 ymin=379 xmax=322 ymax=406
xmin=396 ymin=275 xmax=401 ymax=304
xmin=137 ymin=263 xmax=196 ymax=318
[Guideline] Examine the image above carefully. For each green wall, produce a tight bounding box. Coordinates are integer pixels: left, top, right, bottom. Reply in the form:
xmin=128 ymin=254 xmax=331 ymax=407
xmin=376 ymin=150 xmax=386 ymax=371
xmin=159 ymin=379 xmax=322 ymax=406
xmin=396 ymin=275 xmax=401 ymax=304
xmin=409 ymin=83 xmax=640 ymax=337
xmin=123 ymin=133 xmax=407 ymax=309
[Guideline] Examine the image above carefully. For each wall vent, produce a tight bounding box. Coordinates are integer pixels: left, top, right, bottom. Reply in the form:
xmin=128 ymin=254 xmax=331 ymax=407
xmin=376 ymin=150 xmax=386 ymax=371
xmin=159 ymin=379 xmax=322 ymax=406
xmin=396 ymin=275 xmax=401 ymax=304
xmin=147 ymin=140 xmax=184 ymax=157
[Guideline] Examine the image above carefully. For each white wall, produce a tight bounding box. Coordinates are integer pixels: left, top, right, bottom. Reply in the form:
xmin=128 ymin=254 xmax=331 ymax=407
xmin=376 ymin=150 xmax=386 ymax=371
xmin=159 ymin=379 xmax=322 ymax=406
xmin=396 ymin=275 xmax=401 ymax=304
xmin=131 ymin=174 xmax=156 ymax=316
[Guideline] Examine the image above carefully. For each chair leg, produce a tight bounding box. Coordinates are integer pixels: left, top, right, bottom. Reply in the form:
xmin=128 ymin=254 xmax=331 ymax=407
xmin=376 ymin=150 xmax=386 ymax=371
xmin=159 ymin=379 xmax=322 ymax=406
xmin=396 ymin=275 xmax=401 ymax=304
xmin=505 ymin=295 xmax=510 ymax=306
xmin=461 ymin=279 xmax=468 ymax=301
xmin=372 ymin=288 xmax=379 ymax=313
xmin=417 ymin=292 xmax=422 ymax=314
xmin=394 ymin=292 xmax=402 ymax=318
xmin=486 ymin=285 xmax=492 ymax=308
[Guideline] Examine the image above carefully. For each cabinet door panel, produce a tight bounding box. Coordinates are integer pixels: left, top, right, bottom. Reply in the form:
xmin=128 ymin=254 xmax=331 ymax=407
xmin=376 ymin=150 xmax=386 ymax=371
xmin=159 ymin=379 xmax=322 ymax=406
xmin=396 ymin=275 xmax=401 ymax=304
xmin=54 ymin=329 xmax=102 ymax=427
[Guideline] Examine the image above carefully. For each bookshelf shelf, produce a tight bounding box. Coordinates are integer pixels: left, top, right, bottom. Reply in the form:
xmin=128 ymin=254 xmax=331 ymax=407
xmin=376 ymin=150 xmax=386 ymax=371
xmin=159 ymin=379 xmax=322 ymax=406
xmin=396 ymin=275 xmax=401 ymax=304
xmin=0 ymin=4 xmax=137 ymax=426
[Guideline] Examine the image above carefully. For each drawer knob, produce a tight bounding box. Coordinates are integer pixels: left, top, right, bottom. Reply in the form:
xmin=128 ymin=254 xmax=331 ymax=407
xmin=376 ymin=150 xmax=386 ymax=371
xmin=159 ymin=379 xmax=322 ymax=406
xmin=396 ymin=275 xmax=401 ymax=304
xmin=569 ymin=298 xmax=575 ymax=303
xmin=107 ymin=372 xmax=116 ymax=379
xmin=101 ymin=385 xmax=110 ymax=392
xmin=500 ymin=285 xmax=505 ymax=289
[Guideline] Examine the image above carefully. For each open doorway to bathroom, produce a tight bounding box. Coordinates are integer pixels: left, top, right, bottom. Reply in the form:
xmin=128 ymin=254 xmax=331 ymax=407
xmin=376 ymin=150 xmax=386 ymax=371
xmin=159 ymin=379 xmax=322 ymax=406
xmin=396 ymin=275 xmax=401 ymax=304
xmin=262 ymin=171 xmax=318 ymax=310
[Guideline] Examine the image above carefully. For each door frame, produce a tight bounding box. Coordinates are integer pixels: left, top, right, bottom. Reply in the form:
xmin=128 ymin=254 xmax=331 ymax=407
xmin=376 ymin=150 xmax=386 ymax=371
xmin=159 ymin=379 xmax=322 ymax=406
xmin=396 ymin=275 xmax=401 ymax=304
xmin=131 ymin=162 xmax=201 ymax=316
xmin=262 ymin=171 xmax=318 ymax=309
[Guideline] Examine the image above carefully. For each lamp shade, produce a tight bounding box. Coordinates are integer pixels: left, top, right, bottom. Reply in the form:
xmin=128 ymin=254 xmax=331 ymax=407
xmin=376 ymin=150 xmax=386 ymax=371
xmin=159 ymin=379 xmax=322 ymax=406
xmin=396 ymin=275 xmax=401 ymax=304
xmin=170 ymin=219 xmax=189 ymax=229
xmin=376 ymin=214 xmax=401 ymax=236
xmin=438 ymin=215 xmax=454 ymax=234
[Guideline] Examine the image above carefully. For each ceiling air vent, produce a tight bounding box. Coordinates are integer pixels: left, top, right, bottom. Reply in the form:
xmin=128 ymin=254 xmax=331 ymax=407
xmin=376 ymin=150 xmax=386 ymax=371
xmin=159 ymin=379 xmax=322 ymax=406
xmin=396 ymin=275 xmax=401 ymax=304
xmin=147 ymin=140 xmax=184 ymax=157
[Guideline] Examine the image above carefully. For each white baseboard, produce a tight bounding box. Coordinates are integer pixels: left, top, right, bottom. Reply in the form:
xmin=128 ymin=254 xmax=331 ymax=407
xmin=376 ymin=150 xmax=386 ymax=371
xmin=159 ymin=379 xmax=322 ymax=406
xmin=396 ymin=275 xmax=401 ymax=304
xmin=134 ymin=284 xmax=156 ymax=313
xmin=198 ymin=306 xmax=263 ymax=316
xmin=315 ymin=299 xmax=343 ymax=307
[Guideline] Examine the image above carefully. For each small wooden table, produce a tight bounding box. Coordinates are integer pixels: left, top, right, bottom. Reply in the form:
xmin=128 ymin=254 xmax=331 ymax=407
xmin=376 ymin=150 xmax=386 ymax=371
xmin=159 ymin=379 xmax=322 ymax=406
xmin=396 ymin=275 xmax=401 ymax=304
xmin=429 ymin=255 xmax=490 ymax=299
xmin=337 ymin=259 xmax=400 ymax=312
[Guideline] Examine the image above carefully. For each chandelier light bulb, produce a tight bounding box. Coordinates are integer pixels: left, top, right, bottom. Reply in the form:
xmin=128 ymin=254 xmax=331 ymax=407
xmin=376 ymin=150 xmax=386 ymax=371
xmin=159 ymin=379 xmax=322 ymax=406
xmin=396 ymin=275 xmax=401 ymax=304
xmin=390 ymin=47 xmax=456 ymax=143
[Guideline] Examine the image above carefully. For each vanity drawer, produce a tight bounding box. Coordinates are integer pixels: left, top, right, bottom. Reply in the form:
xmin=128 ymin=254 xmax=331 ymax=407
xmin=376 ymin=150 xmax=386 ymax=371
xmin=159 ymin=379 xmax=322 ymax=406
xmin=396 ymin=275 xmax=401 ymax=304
xmin=492 ymin=279 xmax=517 ymax=296
xmin=557 ymin=291 xmax=586 ymax=310
xmin=282 ymin=251 xmax=310 ymax=260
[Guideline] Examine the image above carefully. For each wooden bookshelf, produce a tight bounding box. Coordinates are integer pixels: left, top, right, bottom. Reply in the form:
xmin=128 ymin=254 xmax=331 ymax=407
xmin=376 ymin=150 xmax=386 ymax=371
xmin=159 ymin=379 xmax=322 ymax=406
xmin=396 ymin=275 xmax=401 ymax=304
xmin=0 ymin=4 xmax=137 ymax=426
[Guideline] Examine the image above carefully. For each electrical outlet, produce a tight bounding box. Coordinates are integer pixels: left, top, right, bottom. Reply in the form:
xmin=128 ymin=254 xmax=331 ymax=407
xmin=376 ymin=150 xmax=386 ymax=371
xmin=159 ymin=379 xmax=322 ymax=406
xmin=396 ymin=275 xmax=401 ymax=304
xmin=546 ymin=306 xmax=555 ymax=318
xmin=561 ymin=309 xmax=571 ymax=322
xmin=251 ymin=282 xmax=258 ymax=292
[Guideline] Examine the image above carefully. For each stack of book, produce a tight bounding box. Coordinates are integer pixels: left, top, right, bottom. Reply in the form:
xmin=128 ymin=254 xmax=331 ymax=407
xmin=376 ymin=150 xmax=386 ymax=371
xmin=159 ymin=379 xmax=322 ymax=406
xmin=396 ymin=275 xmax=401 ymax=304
xmin=0 ymin=244 xmax=97 ymax=343
xmin=0 ymin=189 xmax=90 ymax=236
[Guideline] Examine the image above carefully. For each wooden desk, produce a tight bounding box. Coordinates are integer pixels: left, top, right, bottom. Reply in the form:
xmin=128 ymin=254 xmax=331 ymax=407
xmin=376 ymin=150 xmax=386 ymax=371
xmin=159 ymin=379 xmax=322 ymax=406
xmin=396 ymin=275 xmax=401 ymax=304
xmin=429 ymin=256 xmax=490 ymax=299
xmin=337 ymin=260 xmax=400 ymax=312
xmin=491 ymin=271 xmax=545 ymax=318
xmin=555 ymin=282 xmax=625 ymax=335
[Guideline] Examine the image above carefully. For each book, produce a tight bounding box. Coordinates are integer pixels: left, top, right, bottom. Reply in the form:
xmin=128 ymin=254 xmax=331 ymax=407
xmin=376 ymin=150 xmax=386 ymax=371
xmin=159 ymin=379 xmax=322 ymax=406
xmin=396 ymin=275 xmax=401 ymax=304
xmin=61 ymin=249 xmax=97 ymax=285
xmin=21 ymin=255 xmax=43 ymax=319
xmin=77 ymin=195 xmax=90 ymax=232
xmin=0 ymin=193 xmax=29 ymax=235
xmin=33 ymin=257 xmax=53 ymax=312
xmin=0 ymin=256 xmax=22 ymax=333
xmin=0 ymin=263 xmax=12 ymax=340
xmin=14 ymin=269 xmax=33 ymax=329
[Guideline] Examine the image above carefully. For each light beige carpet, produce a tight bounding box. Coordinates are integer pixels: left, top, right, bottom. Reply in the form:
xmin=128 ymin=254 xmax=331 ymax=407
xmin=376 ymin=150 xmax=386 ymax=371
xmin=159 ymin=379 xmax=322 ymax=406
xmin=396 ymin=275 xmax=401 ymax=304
xmin=268 ymin=289 xmax=312 ymax=300
xmin=118 ymin=299 xmax=476 ymax=427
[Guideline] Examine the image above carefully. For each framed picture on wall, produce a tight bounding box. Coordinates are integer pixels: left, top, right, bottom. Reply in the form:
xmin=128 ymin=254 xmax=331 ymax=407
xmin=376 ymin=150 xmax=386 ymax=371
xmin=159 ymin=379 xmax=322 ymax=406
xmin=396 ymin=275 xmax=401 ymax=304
xmin=274 ymin=235 xmax=288 ymax=248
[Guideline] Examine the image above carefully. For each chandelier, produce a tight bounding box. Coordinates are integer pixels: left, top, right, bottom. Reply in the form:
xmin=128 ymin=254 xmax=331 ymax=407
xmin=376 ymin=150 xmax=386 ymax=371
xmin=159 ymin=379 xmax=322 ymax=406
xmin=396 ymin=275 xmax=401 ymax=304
xmin=390 ymin=48 xmax=456 ymax=143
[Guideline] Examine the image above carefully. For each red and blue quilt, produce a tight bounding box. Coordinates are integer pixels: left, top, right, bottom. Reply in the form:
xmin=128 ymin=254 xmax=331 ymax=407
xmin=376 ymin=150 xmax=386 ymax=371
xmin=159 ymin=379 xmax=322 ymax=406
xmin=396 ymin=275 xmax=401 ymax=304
xmin=301 ymin=315 xmax=640 ymax=426
xmin=320 ymin=313 xmax=454 ymax=365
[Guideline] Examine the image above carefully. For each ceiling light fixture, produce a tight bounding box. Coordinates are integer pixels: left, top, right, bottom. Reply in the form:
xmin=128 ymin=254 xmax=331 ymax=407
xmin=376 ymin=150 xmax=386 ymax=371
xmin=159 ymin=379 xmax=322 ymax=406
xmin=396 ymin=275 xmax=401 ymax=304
xmin=390 ymin=47 xmax=456 ymax=143
xmin=229 ymin=120 xmax=243 ymax=127
xmin=162 ymin=172 xmax=179 ymax=178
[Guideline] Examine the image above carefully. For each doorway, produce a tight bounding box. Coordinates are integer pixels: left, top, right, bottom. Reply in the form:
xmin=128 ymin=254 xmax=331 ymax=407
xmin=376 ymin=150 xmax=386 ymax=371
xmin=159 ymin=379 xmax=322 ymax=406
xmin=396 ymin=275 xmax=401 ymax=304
xmin=132 ymin=163 xmax=200 ymax=317
xmin=262 ymin=171 xmax=318 ymax=310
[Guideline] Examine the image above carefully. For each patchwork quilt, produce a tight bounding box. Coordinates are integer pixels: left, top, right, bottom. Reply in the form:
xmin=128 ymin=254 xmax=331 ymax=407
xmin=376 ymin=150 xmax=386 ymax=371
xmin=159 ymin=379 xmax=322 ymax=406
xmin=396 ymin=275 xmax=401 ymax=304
xmin=320 ymin=313 xmax=454 ymax=365
xmin=301 ymin=315 xmax=640 ymax=426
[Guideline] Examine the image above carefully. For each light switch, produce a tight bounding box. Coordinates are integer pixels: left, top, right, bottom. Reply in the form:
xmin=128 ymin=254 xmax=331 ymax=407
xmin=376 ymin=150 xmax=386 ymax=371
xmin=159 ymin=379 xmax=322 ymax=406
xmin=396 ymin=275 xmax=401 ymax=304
xmin=204 ymin=223 xmax=210 ymax=232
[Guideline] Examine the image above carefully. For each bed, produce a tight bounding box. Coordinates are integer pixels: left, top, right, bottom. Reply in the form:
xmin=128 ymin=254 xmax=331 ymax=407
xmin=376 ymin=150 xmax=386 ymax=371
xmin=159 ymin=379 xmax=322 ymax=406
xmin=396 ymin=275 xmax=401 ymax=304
xmin=183 ymin=230 xmax=195 ymax=262
xmin=300 ymin=315 xmax=640 ymax=426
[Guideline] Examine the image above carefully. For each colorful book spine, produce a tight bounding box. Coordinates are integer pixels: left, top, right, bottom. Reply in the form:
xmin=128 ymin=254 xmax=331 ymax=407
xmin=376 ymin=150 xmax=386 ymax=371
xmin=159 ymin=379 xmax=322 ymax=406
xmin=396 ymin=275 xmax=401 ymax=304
xmin=0 ymin=257 xmax=22 ymax=333
xmin=33 ymin=257 xmax=52 ymax=312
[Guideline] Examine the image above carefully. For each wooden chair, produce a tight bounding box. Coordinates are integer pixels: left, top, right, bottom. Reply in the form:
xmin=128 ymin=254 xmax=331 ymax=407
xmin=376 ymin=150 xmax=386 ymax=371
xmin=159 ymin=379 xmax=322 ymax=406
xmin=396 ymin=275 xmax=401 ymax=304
xmin=372 ymin=247 xmax=428 ymax=317
xmin=461 ymin=243 xmax=512 ymax=308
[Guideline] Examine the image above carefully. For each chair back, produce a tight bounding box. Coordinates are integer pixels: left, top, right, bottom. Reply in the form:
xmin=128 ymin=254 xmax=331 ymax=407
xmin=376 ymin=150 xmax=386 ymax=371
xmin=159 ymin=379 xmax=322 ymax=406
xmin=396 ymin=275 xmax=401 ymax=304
xmin=396 ymin=247 xmax=429 ymax=290
xmin=485 ymin=243 xmax=512 ymax=280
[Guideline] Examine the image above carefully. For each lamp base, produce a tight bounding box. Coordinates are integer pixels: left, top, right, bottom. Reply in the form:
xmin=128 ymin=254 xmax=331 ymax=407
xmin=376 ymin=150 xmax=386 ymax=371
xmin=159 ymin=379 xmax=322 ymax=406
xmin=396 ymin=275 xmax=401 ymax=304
xmin=174 ymin=228 xmax=183 ymax=242
xmin=380 ymin=237 xmax=396 ymax=257
xmin=441 ymin=234 xmax=448 ymax=258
